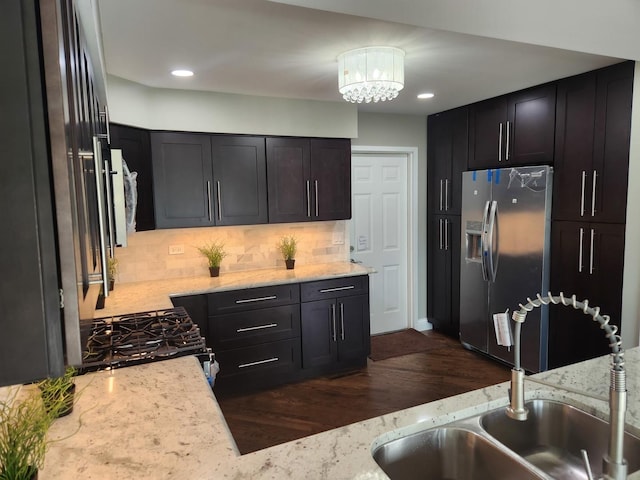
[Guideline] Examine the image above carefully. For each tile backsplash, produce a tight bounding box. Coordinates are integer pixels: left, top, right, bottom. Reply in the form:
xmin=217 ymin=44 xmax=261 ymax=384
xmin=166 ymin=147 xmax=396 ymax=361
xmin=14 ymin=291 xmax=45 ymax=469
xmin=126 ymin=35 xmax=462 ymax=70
xmin=114 ymin=221 xmax=350 ymax=283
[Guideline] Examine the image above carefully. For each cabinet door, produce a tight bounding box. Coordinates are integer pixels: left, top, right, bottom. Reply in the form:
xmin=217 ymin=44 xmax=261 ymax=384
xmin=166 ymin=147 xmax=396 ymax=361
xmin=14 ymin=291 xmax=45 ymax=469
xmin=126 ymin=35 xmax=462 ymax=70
xmin=468 ymin=96 xmax=507 ymax=170
xmin=266 ymin=137 xmax=311 ymax=223
xmin=151 ymin=132 xmax=213 ymax=228
xmin=310 ymin=138 xmax=352 ymax=220
xmin=337 ymin=294 xmax=370 ymax=362
xmin=507 ymin=84 xmax=556 ymax=166
xmin=171 ymin=294 xmax=209 ymax=345
xmin=109 ymin=123 xmax=155 ymax=231
xmin=301 ymin=299 xmax=337 ymax=369
xmin=591 ymin=61 xmax=633 ymax=224
xmin=552 ymin=72 xmax=597 ymax=222
xmin=211 ymin=136 xmax=268 ymax=225
xmin=548 ymin=221 xmax=625 ymax=368
xmin=428 ymin=107 xmax=468 ymax=215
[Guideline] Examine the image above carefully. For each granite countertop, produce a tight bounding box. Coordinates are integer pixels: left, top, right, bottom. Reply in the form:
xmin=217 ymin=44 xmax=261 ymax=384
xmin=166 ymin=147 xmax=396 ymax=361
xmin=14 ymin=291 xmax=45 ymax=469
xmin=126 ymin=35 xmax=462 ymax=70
xmin=98 ymin=262 xmax=373 ymax=317
xmin=39 ymin=348 xmax=640 ymax=479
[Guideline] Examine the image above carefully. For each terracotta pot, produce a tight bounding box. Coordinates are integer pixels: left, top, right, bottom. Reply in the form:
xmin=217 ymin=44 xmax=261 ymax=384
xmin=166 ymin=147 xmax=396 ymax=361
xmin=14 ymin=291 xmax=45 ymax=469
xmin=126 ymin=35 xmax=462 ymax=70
xmin=285 ymin=259 xmax=295 ymax=270
xmin=209 ymin=266 xmax=220 ymax=277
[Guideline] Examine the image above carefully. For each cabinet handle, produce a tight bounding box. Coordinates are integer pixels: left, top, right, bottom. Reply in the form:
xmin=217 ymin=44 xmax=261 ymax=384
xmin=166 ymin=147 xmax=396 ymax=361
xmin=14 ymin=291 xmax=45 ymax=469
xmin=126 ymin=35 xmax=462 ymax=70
xmin=445 ymin=179 xmax=449 ymax=211
xmin=591 ymin=170 xmax=597 ymax=217
xmin=235 ymin=295 xmax=277 ymax=304
xmin=340 ymin=303 xmax=345 ymax=341
xmin=439 ymin=218 xmax=444 ymax=250
xmin=216 ymin=180 xmax=222 ymax=221
xmin=444 ymin=218 xmax=449 ymax=251
xmin=319 ymin=285 xmax=355 ymax=293
xmin=505 ymin=121 xmax=510 ymax=161
xmin=589 ymin=228 xmax=595 ymax=275
xmin=207 ymin=181 xmax=212 ymax=222
xmin=578 ymin=227 xmax=584 ymax=273
xmin=315 ymin=180 xmax=319 ymax=217
xmin=498 ymin=123 xmax=503 ymax=162
xmin=580 ymin=171 xmax=586 ymax=217
xmin=306 ymin=180 xmax=311 ymax=217
xmin=439 ymin=179 xmax=444 ymax=211
xmin=331 ymin=304 xmax=337 ymax=342
xmin=238 ymin=357 xmax=279 ymax=369
xmin=236 ymin=323 xmax=278 ymax=333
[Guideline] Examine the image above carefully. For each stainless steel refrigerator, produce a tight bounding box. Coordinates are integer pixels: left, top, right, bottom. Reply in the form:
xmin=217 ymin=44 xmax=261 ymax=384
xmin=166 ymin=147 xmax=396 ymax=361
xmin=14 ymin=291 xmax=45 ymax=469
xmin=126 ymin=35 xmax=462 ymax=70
xmin=459 ymin=165 xmax=553 ymax=373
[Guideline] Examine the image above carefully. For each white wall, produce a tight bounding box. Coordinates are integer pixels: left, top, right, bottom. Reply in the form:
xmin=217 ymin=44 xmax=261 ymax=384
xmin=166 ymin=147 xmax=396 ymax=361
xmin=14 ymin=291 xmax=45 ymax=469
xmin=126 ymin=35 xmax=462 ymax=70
xmin=107 ymin=75 xmax=358 ymax=138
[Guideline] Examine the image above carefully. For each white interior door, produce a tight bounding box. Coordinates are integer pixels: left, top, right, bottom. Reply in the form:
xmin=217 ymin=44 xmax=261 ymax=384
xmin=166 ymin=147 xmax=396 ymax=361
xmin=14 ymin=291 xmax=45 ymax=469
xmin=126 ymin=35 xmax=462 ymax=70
xmin=350 ymin=154 xmax=409 ymax=334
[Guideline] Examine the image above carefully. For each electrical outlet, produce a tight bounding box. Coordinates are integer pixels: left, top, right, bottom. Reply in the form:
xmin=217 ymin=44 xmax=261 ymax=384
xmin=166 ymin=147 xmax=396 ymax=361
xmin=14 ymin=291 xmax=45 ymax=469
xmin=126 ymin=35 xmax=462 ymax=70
xmin=332 ymin=232 xmax=345 ymax=245
xmin=168 ymin=244 xmax=185 ymax=255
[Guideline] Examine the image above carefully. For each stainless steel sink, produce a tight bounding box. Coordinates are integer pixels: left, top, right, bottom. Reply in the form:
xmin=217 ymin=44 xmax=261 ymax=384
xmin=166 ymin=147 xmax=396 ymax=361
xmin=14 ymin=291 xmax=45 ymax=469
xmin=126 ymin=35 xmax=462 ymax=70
xmin=372 ymin=427 xmax=544 ymax=480
xmin=372 ymin=399 xmax=640 ymax=480
xmin=481 ymin=399 xmax=640 ymax=479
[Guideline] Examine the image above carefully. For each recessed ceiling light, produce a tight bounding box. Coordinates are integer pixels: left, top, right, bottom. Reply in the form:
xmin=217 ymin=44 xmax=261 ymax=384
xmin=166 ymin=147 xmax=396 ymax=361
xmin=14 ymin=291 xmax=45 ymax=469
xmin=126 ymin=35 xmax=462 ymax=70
xmin=417 ymin=92 xmax=435 ymax=99
xmin=171 ymin=69 xmax=194 ymax=77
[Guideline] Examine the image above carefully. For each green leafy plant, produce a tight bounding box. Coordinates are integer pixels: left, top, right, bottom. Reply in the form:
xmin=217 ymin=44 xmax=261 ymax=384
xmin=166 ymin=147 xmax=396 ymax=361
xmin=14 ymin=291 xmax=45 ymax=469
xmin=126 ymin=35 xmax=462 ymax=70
xmin=278 ymin=235 xmax=297 ymax=261
xmin=37 ymin=366 xmax=77 ymax=418
xmin=196 ymin=240 xmax=228 ymax=268
xmin=107 ymin=257 xmax=118 ymax=286
xmin=0 ymin=387 xmax=59 ymax=480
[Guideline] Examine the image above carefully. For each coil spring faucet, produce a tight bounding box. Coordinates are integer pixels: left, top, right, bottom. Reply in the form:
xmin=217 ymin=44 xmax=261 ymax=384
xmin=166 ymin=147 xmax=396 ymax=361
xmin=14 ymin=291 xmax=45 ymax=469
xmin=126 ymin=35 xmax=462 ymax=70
xmin=508 ymin=292 xmax=627 ymax=480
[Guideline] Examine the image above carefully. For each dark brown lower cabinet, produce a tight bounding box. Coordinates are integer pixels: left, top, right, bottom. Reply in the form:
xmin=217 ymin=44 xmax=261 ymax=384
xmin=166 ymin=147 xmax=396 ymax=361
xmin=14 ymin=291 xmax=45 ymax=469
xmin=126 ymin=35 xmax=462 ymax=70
xmin=548 ymin=221 xmax=625 ymax=368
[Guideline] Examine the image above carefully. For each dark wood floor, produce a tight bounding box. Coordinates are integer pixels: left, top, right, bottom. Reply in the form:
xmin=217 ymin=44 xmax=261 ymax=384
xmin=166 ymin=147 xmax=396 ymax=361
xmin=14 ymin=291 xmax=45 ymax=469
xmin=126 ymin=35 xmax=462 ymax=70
xmin=217 ymin=330 xmax=510 ymax=454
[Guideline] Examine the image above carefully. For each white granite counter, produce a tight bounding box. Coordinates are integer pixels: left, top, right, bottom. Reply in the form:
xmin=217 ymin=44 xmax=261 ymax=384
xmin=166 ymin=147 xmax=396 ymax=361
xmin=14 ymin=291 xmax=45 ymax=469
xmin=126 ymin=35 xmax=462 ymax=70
xmin=39 ymin=348 xmax=640 ymax=479
xmin=98 ymin=262 xmax=372 ymax=317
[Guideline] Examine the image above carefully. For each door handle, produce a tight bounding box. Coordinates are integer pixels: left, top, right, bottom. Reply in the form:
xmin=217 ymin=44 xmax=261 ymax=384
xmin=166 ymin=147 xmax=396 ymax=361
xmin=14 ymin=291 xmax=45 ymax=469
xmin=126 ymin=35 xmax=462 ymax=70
xmin=505 ymin=121 xmax=511 ymax=161
xmin=207 ymin=181 xmax=212 ymax=222
xmin=578 ymin=227 xmax=584 ymax=273
xmin=591 ymin=170 xmax=597 ymax=217
xmin=589 ymin=228 xmax=595 ymax=275
xmin=314 ymin=180 xmax=319 ymax=217
xmin=216 ymin=180 xmax=222 ymax=221
xmin=445 ymin=179 xmax=449 ymax=211
xmin=235 ymin=295 xmax=277 ymax=304
xmin=498 ymin=123 xmax=503 ymax=162
xmin=481 ymin=200 xmax=491 ymax=281
xmin=486 ymin=201 xmax=499 ymax=282
xmin=339 ymin=303 xmax=345 ymax=341
xmin=238 ymin=357 xmax=279 ymax=369
xmin=444 ymin=218 xmax=449 ymax=251
xmin=306 ymin=180 xmax=311 ymax=217
xmin=236 ymin=323 xmax=278 ymax=333
xmin=331 ymin=303 xmax=337 ymax=342
xmin=580 ymin=171 xmax=586 ymax=217
xmin=439 ymin=218 xmax=444 ymax=250
xmin=319 ymin=285 xmax=355 ymax=293
xmin=439 ymin=179 xmax=444 ymax=211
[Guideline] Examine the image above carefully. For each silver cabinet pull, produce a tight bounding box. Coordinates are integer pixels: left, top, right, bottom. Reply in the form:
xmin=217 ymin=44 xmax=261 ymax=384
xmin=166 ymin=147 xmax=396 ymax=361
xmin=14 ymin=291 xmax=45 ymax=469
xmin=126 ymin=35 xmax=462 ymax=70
xmin=331 ymin=304 xmax=337 ymax=342
xmin=238 ymin=357 xmax=279 ymax=369
xmin=216 ymin=180 xmax=222 ymax=221
xmin=591 ymin=170 xmax=597 ymax=217
xmin=580 ymin=171 xmax=586 ymax=217
xmin=578 ymin=227 xmax=584 ymax=273
xmin=319 ymin=285 xmax=355 ymax=293
xmin=439 ymin=179 xmax=444 ymax=211
xmin=589 ymin=228 xmax=595 ymax=275
xmin=207 ymin=181 xmax=212 ymax=222
xmin=236 ymin=323 xmax=278 ymax=333
xmin=315 ymin=179 xmax=319 ymax=217
xmin=235 ymin=295 xmax=277 ymax=304
xmin=505 ymin=121 xmax=511 ymax=161
xmin=439 ymin=218 xmax=444 ymax=250
xmin=306 ymin=180 xmax=311 ymax=217
xmin=444 ymin=218 xmax=449 ymax=251
xmin=444 ymin=179 xmax=449 ymax=211
xmin=498 ymin=123 xmax=503 ymax=162
xmin=339 ymin=303 xmax=345 ymax=341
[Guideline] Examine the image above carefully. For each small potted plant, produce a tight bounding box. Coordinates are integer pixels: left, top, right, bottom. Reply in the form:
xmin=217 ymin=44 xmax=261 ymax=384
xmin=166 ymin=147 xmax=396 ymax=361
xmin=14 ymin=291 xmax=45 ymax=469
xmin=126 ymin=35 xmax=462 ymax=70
xmin=0 ymin=386 xmax=64 ymax=479
xmin=197 ymin=240 xmax=227 ymax=277
xmin=107 ymin=257 xmax=118 ymax=291
xmin=37 ymin=366 xmax=77 ymax=418
xmin=279 ymin=235 xmax=297 ymax=270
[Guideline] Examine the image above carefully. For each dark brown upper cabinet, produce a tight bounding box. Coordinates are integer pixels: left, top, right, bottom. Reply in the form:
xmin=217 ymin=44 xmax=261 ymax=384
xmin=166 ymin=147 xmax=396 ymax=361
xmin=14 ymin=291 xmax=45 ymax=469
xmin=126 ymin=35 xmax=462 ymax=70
xmin=267 ymin=137 xmax=351 ymax=223
xmin=553 ymin=61 xmax=634 ymax=224
xmin=151 ymin=132 xmax=267 ymax=228
xmin=427 ymin=106 xmax=468 ymax=215
xmin=468 ymin=84 xmax=556 ymax=170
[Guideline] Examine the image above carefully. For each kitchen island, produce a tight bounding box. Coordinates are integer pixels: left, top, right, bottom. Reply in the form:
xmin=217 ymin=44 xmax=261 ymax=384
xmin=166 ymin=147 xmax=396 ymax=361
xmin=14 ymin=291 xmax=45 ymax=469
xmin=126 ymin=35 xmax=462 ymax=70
xmin=39 ymin=346 xmax=640 ymax=479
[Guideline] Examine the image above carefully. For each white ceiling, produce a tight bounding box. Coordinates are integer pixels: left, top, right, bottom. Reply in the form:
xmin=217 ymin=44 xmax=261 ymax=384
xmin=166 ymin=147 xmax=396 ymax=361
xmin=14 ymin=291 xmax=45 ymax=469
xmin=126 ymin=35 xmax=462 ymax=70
xmin=96 ymin=0 xmax=631 ymax=116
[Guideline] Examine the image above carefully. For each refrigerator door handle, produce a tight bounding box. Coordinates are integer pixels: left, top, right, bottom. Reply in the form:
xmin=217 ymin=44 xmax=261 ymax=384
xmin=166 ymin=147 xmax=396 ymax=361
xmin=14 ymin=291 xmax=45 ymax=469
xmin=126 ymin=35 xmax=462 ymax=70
xmin=486 ymin=200 xmax=499 ymax=282
xmin=481 ymin=200 xmax=491 ymax=281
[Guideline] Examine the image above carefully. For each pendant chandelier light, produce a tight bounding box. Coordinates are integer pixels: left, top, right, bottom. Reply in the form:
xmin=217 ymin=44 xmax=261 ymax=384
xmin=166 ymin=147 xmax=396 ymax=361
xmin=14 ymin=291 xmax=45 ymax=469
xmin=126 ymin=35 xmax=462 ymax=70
xmin=337 ymin=46 xmax=405 ymax=103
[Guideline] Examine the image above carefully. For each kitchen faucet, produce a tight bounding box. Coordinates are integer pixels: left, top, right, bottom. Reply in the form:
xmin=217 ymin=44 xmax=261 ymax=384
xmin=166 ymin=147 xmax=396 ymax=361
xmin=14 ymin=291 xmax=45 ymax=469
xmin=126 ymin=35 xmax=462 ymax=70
xmin=507 ymin=292 xmax=627 ymax=480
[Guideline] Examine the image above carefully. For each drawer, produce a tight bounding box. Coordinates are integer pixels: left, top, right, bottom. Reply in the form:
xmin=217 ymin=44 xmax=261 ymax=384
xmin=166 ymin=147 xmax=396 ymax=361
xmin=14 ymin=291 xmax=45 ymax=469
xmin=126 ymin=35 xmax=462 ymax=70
xmin=300 ymin=275 xmax=369 ymax=302
xmin=215 ymin=338 xmax=301 ymax=378
xmin=208 ymin=283 xmax=300 ymax=314
xmin=209 ymin=304 xmax=300 ymax=350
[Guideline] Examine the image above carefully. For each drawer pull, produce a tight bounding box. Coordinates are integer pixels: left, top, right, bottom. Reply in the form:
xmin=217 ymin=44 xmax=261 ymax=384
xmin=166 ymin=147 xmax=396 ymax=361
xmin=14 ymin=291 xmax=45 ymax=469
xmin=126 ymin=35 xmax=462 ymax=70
xmin=236 ymin=323 xmax=278 ymax=333
xmin=319 ymin=285 xmax=355 ymax=293
xmin=238 ymin=357 xmax=279 ymax=369
xmin=235 ymin=295 xmax=277 ymax=304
